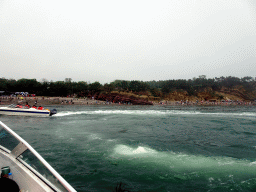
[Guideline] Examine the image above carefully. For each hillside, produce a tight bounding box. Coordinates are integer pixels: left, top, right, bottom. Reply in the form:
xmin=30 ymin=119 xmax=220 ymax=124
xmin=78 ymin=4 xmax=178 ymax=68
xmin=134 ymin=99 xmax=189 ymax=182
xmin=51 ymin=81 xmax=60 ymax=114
xmin=1 ymin=76 xmax=255 ymax=105
xmin=93 ymin=88 xmax=251 ymax=104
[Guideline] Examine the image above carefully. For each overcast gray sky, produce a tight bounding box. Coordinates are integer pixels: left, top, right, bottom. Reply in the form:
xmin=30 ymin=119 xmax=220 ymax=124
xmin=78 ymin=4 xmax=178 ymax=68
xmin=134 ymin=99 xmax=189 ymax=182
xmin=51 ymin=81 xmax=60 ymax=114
xmin=1 ymin=0 xmax=256 ymax=84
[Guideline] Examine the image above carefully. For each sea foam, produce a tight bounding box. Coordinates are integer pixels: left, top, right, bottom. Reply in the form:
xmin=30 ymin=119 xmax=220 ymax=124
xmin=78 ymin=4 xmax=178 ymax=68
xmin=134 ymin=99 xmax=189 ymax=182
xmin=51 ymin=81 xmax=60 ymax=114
xmin=55 ymin=109 xmax=256 ymax=118
xmin=112 ymin=144 xmax=256 ymax=177
xmin=114 ymin=145 xmax=157 ymax=156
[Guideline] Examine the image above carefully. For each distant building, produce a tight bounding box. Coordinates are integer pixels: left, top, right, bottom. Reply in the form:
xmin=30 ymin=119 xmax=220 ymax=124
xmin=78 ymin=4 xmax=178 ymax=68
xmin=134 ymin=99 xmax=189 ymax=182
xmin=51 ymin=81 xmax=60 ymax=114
xmin=65 ymin=78 xmax=72 ymax=83
xmin=0 ymin=91 xmax=11 ymax=96
xmin=0 ymin=91 xmax=5 ymax=96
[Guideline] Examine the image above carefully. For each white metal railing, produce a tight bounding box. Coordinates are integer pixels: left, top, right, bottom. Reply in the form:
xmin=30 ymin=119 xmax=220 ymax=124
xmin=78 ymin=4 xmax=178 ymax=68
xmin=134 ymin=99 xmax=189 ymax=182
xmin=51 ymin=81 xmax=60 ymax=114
xmin=0 ymin=121 xmax=76 ymax=192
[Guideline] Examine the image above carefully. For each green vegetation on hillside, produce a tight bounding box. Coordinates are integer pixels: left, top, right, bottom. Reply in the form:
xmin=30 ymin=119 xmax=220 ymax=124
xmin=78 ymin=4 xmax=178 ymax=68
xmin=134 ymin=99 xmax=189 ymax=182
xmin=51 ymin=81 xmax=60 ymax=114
xmin=0 ymin=76 xmax=255 ymax=101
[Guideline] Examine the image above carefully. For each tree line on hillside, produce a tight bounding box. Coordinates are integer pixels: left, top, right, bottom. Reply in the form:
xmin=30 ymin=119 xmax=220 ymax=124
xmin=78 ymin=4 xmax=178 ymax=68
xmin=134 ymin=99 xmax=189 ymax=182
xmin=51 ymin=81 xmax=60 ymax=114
xmin=0 ymin=76 xmax=255 ymax=100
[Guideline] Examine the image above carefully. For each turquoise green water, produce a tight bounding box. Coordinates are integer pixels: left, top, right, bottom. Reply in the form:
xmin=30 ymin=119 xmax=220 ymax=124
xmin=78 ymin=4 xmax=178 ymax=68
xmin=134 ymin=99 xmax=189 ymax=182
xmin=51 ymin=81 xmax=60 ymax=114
xmin=1 ymin=105 xmax=256 ymax=192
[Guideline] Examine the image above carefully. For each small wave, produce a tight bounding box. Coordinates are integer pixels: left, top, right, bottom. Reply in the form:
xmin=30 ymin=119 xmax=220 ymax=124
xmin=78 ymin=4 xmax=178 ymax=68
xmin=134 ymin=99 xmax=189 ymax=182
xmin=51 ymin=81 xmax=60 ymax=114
xmin=114 ymin=145 xmax=157 ymax=156
xmin=88 ymin=134 xmax=102 ymax=140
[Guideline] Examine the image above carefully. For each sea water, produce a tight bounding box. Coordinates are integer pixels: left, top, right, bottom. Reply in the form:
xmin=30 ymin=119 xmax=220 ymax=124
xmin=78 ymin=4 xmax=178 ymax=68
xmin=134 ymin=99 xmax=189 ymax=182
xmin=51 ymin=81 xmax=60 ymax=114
xmin=1 ymin=105 xmax=256 ymax=192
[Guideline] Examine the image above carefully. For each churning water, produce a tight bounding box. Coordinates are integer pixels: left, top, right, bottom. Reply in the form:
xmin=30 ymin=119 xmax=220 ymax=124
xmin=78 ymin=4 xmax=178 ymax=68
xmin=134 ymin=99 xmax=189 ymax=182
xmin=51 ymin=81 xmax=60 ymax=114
xmin=1 ymin=105 xmax=256 ymax=192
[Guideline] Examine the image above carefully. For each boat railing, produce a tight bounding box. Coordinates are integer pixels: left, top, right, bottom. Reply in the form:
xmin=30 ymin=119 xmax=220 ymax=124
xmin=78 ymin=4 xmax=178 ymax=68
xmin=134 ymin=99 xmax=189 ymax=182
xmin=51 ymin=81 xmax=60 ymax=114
xmin=0 ymin=121 xmax=76 ymax=192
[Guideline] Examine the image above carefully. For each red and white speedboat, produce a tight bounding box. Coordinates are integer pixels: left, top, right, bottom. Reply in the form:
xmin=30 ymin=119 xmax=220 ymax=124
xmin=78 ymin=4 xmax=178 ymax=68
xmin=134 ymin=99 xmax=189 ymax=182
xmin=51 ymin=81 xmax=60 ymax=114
xmin=0 ymin=104 xmax=57 ymax=116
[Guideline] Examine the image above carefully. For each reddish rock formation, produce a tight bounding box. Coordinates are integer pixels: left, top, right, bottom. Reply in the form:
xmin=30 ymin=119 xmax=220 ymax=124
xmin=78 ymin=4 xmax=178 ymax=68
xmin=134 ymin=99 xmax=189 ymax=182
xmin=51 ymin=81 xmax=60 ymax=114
xmin=95 ymin=93 xmax=153 ymax=105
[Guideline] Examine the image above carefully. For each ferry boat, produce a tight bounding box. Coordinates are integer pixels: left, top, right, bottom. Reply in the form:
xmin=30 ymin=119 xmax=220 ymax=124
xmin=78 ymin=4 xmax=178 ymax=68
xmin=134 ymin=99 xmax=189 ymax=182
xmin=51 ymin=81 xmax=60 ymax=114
xmin=0 ymin=121 xmax=76 ymax=191
xmin=0 ymin=104 xmax=57 ymax=116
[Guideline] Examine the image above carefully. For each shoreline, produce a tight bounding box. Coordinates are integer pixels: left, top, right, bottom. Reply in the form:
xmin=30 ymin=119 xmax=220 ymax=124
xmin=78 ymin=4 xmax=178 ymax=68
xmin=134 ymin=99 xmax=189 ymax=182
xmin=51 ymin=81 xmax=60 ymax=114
xmin=0 ymin=96 xmax=254 ymax=106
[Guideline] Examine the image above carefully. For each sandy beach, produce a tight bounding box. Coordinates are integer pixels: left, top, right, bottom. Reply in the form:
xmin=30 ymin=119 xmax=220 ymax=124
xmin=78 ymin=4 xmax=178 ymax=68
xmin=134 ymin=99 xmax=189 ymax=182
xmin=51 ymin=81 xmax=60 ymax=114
xmin=0 ymin=96 xmax=104 ymax=106
xmin=0 ymin=96 xmax=254 ymax=106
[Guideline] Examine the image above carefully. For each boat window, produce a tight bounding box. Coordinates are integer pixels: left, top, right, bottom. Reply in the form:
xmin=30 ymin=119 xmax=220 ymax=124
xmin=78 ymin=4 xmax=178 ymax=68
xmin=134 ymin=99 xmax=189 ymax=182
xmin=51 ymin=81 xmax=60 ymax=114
xmin=0 ymin=128 xmax=19 ymax=152
xmin=18 ymin=150 xmax=68 ymax=192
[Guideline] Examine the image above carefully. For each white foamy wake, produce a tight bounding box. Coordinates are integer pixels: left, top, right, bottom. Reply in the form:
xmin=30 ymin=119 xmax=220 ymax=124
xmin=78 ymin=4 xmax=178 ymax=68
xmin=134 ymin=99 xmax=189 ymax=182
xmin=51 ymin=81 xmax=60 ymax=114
xmin=112 ymin=144 xmax=256 ymax=175
xmin=54 ymin=110 xmax=174 ymax=117
xmin=54 ymin=110 xmax=256 ymax=118
xmin=54 ymin=111 xmax=86 ymax=116
xmin=114 ymin=145 xmax=157 ymax=156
